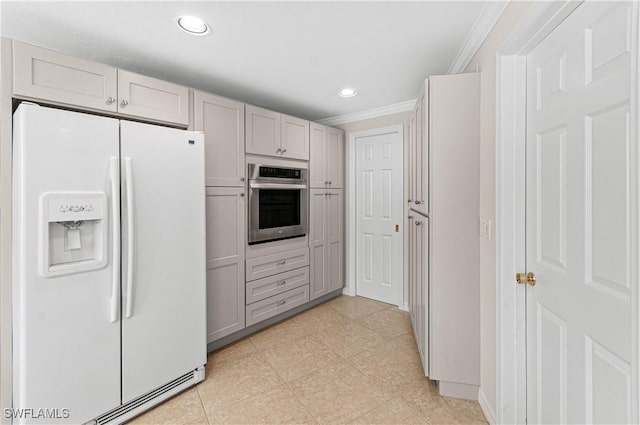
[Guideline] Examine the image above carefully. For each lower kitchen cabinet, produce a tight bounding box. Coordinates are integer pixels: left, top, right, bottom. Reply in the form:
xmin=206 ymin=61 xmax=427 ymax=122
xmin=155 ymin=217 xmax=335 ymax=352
xmin=205 ymin=187 xmax=246 ymax=343
xmin=246 ymin=284 xmax=310 ymax=327
xmin=408 ymin=212 xmax=429 ymax=374
xmin=310 ymin=189 xmax=344 ymax=300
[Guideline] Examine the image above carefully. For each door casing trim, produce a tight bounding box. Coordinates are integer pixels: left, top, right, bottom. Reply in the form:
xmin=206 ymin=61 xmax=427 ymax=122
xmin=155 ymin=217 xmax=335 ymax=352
xmin=495 ymin=1 xmax=639 ymax=423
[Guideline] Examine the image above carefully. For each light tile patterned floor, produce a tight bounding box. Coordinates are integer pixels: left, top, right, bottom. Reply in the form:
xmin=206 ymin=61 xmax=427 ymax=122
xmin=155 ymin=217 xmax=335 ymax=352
xmin=128 ymin=295 xmax=488 ymax=425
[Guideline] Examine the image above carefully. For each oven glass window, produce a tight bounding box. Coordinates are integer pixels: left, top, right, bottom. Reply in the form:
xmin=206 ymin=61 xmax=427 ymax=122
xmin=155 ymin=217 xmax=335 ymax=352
xmin=259 ymin=189 xmax=301 ymax=229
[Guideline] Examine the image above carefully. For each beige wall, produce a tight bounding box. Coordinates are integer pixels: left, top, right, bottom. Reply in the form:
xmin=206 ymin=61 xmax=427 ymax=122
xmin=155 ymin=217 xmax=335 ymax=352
xmin=463 ymin=1 xmax=534 ymax=419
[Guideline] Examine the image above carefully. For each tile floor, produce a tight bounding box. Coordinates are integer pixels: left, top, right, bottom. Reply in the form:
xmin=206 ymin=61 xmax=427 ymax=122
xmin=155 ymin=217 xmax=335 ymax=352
xmin=129 ymin=295 xmax=488 ymax=425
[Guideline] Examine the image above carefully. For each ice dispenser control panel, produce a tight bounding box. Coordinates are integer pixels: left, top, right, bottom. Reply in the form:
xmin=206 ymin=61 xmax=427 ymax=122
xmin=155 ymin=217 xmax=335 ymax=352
xmin=39 ymin=191 xmax=108 ymax=277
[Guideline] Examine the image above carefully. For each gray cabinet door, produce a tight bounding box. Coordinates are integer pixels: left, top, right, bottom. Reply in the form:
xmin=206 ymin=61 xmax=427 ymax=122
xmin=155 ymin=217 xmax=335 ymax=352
xmin=326 ymin=128 xmax=344 ymax=189
xmin=117 ymin=69 xmax=189 ymax=126
xmin=194 ymin=91 xmax=246 ymax=187
xmin=246 ymin=105 xmax=281 ymax=157
xmin=13 ymin=40 xmax=118 ymax=113
xmin=281 ymin=114 xmax=310 ymax=160
xmin=326 ymin=189 xmax=344 ymax=292
xmin=310 ymin=189 xmax=327 ymax=300
xmin=205 ymin=187 xmax=246 ymax=342
xmin=310 ymin=123 xmax=327 ymax=188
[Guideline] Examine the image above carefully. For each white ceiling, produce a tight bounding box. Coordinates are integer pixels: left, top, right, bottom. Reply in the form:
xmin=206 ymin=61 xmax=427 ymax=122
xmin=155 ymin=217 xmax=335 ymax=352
xmin=0 ymin=1 xmax=488 ymax=121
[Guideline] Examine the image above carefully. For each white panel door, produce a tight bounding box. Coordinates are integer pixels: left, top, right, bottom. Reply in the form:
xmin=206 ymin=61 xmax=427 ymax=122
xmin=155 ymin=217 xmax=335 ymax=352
xmin=120 ymin=121 xmax=206 ymax=403
xmin=355 ymin=130 xmax=403 ymax=305
xmin=12 ymin=104 xmax=120 ymax=423
xmin=526 ymin=3 xmax=637 ymax=423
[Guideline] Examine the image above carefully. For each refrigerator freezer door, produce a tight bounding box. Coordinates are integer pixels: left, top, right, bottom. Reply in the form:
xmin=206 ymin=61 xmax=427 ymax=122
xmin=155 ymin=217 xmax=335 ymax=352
xmin=120 ymin=121 xmax=206 ymax=403
xmin=12 ymin=104 xmax=121 ymax=423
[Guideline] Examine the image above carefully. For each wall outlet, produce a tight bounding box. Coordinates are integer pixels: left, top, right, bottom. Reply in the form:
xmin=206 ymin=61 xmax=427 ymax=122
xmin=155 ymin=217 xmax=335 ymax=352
xmin=480 ymin=217 xmax=492 ymax=240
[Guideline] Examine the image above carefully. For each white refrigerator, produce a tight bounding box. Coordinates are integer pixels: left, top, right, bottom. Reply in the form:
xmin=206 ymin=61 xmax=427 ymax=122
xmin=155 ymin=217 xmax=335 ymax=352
xmin=12 ymin=104 xmax=206 ymax=424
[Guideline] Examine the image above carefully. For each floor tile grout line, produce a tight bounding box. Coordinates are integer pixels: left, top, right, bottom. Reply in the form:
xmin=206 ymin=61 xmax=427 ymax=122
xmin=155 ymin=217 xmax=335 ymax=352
xmin=194 ymin=386 xmax=212 ymax=425
xmin=283 ymin=379 xmax=323 ymax=425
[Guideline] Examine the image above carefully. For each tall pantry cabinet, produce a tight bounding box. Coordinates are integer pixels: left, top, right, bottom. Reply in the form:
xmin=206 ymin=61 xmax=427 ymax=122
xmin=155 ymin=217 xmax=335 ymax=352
xmin=407 ymin=73 xmax=480 ymax=399
xmin=194 ymin=91 xmax=247 ymax=343
xmin=309 ymin=123 xmax=345 ymax=300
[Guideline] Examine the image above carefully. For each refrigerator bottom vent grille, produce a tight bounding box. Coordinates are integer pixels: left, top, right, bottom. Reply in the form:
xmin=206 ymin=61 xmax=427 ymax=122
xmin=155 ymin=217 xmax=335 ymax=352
xmin=94 ymin=370 xmax=196 ymax=425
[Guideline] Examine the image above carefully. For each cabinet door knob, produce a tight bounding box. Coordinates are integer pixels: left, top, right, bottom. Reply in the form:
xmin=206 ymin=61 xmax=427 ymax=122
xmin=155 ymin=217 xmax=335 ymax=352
xmin=120 ymin=100 xmax=129 ymax=107
xmin=106 ymin=97 xmax=116 ymax=105
xmin=414 ymin=200 xmax=421 ymax=205
xmin=329 ymin=181 xmax=332 ymax=185
xmin=415 ymin=221 xmax=422 ymax=226
xmin=240 ymin=193 xmax=245 ymax=197
xmin=240 ymin=177 xmax=245 ymax=182
xmin=276 ymin=148 xmax=282 ymax=154
xmin=282 ymin=148 xmax=287 ymax=154
xmin=277 ymin=300 xmax=286 ymax=306
xmin=408 ymin=199 xmax=413 ymax=203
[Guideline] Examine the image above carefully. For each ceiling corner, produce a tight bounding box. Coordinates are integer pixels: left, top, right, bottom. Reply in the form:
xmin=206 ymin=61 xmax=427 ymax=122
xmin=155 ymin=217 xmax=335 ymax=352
xmin=447 ymin=1 xmax=509 ymax=74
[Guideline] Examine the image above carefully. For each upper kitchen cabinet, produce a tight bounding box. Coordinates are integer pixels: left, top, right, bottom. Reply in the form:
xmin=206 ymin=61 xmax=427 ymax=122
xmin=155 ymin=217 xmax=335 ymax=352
xmin=408 ymin=81 xmax=428 ymax=215
xmin=309 ymin=123 xmax=344 ymax=188
xmin=117 ymin=70 xmax=189 ymax=126
xmin=246 ymin=105 xmax=309 ymax=160
xmin=281 ymin=114 xmax=310 ymax=160
xmin=194 ymin=91 xmax=245 ymax=187
xmin=13 ymin=40 xmax=118 ymax=113
xmin=12 ymin=41 xmax=189 ymax=126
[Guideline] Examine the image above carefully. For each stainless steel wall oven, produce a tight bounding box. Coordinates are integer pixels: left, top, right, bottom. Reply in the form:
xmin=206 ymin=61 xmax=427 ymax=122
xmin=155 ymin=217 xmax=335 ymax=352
xmin=248 ymin=163 xmax=308 ymax=245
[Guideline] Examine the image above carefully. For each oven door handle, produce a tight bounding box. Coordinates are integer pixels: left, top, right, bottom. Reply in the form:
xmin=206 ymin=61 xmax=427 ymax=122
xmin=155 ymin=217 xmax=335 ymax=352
xmin=249 ymin=183 xmax=307 ymax=190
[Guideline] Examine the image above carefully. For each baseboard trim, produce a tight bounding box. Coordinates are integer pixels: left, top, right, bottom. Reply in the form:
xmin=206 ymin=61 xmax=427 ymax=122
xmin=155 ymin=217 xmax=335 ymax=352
xmin=437 ymin=381 xmax=479 ymax=400
xmin=478 ymin=387 xmax=496 ymax=425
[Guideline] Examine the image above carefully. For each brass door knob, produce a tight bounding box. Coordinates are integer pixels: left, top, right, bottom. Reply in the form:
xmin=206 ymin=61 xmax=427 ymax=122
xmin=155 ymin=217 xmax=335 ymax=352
xmin=515 ymin=272 xmax=536 ymax=286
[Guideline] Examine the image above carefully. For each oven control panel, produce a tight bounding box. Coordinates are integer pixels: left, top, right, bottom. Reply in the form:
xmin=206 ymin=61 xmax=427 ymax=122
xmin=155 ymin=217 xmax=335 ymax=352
xmin=259 ymin=166 xmax=301 ymax=179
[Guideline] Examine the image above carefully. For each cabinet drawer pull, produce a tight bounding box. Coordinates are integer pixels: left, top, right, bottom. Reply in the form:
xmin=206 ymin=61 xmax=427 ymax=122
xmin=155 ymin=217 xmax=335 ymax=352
xmin=277 ymin=280 xmax=286 ymax=286
xmin=414 ymin=200 xmax=422 ymax=205
xmin=276 ymin=148 xmax=282 ymax=154
xmin=277 ymin=260 xmax=287 ymax=266
xmin=277 ymin=300 xmax=286 ymax=306
xmin=282 ymin=148 xmax=287 ymax=153
xmin=120 ymin=100 xmax=129 ymax=107
xmin=240 ymin=193 xmax=245 ymax=197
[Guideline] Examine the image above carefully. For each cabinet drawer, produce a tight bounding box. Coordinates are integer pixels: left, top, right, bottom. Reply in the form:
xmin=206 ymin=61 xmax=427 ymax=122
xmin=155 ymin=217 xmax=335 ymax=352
xmin=246 ymin=267 xmax=309 ymax=304
xmin=118 ymin=69 xmax=189 ymax=126
xmin=13 ymin=41 xmax=118 ymax=113
xmin=246 ymin=285 xmax=310 ymax=327
xmin=246 ymin=247 xmax=309 ymax=281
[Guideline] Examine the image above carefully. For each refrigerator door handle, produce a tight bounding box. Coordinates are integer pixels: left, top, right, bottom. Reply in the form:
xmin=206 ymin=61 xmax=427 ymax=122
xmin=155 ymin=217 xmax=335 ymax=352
xmin=124 ymin=157 xmax=135 ymax=318
xmin=110 ymin=157 xmax=120 ymax=323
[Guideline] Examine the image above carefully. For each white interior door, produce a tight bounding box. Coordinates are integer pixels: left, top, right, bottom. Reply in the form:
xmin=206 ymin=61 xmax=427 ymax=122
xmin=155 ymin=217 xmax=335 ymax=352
xmin=355 ymin=128 xmax=403 ymax=305
xmin=120 ymin=121 xmax=206 ymax=403
xmin=526 ymin=2 xmax=637 ymax=423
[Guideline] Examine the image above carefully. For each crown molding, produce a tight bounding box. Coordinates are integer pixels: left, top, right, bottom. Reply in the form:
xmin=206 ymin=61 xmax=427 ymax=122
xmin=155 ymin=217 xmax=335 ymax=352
xmin=317 ymin=99 xmax=416 ymax=126
xmin=448 ymin=1 xmax=509 ymax=74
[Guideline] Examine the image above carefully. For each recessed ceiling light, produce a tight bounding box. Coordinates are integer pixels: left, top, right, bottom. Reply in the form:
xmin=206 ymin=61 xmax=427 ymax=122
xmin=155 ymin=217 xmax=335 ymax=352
xmin=177 ymin=16 xmax=209 ymax=35
xmin=339 ymin=88 xmax=357 ymax=97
